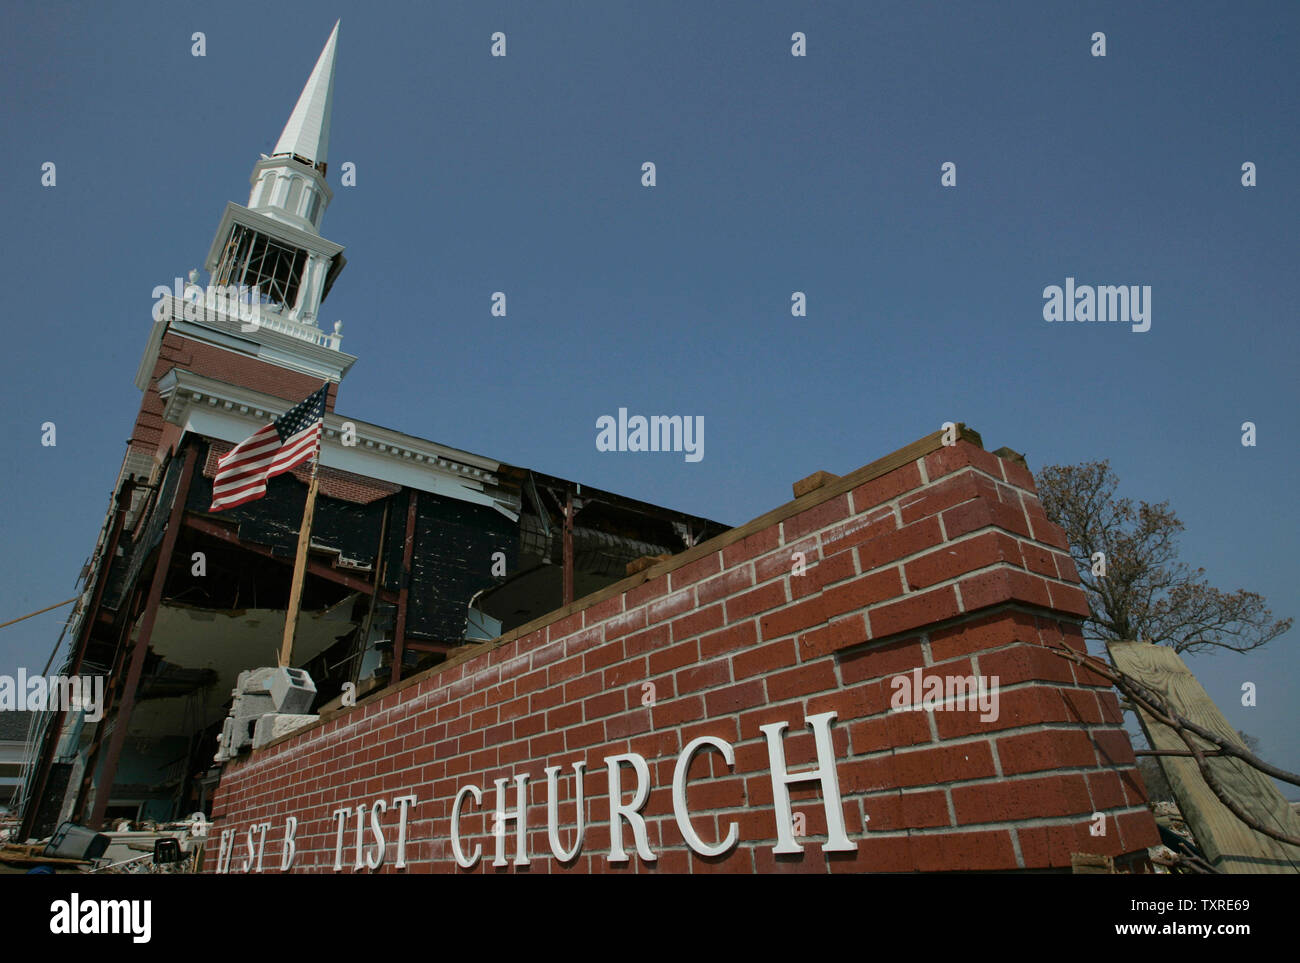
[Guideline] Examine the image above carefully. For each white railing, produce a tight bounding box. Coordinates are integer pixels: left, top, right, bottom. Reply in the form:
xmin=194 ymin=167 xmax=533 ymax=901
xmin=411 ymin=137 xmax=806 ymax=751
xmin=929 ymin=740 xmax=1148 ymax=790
xmin=162 ymin=293 xmax=342 ymax=350
xmin=251 ymin=311 xmax=343 ymax=349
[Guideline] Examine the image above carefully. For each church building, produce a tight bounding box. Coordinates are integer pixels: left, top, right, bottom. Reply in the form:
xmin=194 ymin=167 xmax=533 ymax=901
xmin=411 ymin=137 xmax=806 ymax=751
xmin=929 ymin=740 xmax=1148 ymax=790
xmin=19 ymin=25 xmax=1160 ymax=878
xmin=19 ymin=23 xmax=726 ymax=837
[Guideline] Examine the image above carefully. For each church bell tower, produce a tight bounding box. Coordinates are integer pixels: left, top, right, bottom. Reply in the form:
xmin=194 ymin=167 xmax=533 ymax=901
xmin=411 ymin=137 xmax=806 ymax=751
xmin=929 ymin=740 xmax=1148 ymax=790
xmin=207 ymin=19 xmax=346 ymax=332
xmin=127 ymin=21 xmax=354 ymax=483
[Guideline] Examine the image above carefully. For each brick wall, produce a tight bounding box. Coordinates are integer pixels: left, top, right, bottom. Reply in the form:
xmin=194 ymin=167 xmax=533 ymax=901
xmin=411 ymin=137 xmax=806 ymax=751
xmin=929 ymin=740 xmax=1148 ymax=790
xmin=207 ymin=430 xmax=1159 ymax=873
xmin=130 ymin=330 xmax=339 ymax=460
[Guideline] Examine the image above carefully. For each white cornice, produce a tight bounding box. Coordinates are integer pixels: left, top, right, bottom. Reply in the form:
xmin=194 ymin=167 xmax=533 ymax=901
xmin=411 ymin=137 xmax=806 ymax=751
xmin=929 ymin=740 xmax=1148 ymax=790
xmin=135 ymin=316 xmax=169 ymax=391
xmin=203 ymin=202 xmax=345 ymax=272
xmin=154 ymin=370 xmax=519 ymax=516
xmin=148 ymin=294 xmax=357 ymax=383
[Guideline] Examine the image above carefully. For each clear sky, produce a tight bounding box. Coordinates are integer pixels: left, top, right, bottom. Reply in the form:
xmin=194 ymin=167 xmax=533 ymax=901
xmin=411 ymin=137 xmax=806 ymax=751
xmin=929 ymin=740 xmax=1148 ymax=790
xmin=1 ymin=2 xmax=1295 ymax=792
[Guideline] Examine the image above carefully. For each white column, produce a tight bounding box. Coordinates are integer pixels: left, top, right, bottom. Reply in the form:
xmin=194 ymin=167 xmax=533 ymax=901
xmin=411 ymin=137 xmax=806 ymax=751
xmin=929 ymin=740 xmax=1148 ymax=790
xmin=290 ymin=253 xmax=324 ymax=322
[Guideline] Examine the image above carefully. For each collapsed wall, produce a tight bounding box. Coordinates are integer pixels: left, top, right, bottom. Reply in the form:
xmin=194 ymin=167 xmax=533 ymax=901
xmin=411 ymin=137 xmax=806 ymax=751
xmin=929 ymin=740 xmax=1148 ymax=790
xmin=207 ymin=429 xmax=1160 ymax=873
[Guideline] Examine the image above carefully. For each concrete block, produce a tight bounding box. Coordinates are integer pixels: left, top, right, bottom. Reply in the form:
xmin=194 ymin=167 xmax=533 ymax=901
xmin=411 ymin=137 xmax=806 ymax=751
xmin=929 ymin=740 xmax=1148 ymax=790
xmin=252 ymin=713 xmax=319 ymax=750
xmin=269 ymin=666 xmax=316 ymax=714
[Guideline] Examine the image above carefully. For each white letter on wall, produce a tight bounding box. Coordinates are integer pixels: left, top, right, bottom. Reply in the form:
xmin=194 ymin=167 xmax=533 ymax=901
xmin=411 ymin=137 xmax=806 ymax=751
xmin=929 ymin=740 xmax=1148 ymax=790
xmin=353 ymin=803 xmax=367 ymax=870
xmin=673 ymin=735 xmax=740 ymax=857
xmin=254 ymin=822 xmax=270 ymax=873
xmin=392 ymin=794 xmax=417 ymax=869
xmin=366 ymin=798 xmax=387 ymax=870
xmin=607 ymin=753 xmax=656 ymax=863
xmin=545 ymin=763 xmax=586 ymax=861
xmin=280 ymin=816 xmax=297 ymax=871
xmin=217 ymin=828 xmax=235 ymax=874
xmin=451 ymin=785 xmax=483 ymax=869
xmin=758 ymin=711 xmax=856 ymax=854
xmin=332 ymin=807 xmax=350 ymax=871
xmin=493 ymin=774 xmax=530 ymax=867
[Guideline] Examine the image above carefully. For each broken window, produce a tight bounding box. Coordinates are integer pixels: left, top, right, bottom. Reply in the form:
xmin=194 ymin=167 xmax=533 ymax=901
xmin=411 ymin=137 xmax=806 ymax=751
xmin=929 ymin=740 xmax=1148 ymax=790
xmin=213 ymin=223 xmax=308 ymax=310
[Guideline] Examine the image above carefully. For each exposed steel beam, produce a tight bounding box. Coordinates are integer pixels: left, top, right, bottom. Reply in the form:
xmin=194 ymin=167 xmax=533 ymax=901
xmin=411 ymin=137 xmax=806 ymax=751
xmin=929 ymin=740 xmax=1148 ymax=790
xmin=90 ymin=445 xmax=198 ymax=829
xmin=403 ymin=641 xmax=455 ymax=655
xmin=20 ymin=479 xmax=134 ymax=841
xmin=182 ymin=513 xmax=397 ymax=602
xmin=562 ymin=486 xmax=574 ymax=606
xmin=390 ymin=489 xmax=418 ymax=685
xmin=72 ymin=589 xmax=145 ymax=824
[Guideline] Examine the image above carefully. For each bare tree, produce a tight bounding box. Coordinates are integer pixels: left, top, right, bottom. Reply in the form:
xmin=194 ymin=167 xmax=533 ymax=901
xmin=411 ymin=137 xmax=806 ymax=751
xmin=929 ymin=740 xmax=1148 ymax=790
xmin=1036 ymin=460 xmax=1291 ymax=655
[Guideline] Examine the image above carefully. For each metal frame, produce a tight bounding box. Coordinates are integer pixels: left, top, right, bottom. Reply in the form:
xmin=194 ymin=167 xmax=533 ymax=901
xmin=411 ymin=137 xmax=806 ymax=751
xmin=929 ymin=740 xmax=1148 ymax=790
xmin=390 ymin=489 xmax=419 ymax=684
xmin=89 ymin=445 xmax=198 ymax=828
xmin=213 ymin=223 xmax=308 ymax=309
xmin=18 ymin=480 xmax=135 ymax=841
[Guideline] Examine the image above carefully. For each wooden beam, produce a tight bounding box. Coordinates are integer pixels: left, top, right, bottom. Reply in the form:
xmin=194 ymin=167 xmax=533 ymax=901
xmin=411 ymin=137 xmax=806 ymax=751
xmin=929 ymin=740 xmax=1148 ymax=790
xmin=562 ymin=486 xmax=574 ymax=606
xmin=792 ymin=470 xmax=838 ymax=499
xmin=182 ymin=514 xmax=397 ymax=602
xmin=1108 ymin=640 xmax=1300 ymax=873
xmin=390 ymin=489 xmax=418 ymax=685
xmin=279 ymin=471 xmax=321 ymax=668
xmin=351 ymin=500 xmax=391 ymax=694
xmin=403 ymin=641 xmax=454 ymax=655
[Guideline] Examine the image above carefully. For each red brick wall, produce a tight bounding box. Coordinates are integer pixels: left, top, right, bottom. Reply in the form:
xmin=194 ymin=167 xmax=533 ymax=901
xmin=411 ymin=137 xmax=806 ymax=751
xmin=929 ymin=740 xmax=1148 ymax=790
xmin=130 ymin=330 xmax=339 ymax=460
xmin=207 ymin=434 xmax=1159 ymax=873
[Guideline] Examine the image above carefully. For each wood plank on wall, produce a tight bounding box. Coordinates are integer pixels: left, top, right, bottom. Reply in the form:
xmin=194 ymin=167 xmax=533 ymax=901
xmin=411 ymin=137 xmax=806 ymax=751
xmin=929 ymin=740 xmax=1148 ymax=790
xmin=1108 ymin=640 xmax=1300 ymax=874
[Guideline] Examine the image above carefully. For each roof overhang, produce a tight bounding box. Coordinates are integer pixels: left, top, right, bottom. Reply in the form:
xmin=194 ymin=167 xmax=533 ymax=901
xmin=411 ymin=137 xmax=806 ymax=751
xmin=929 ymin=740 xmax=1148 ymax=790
xmin=204 ymin=202 xmax=345 ymax=273
xmin=155 ymin=369 xmax=520 ymax=518
xmin=136 ymin=294 xmax=359 ymax=389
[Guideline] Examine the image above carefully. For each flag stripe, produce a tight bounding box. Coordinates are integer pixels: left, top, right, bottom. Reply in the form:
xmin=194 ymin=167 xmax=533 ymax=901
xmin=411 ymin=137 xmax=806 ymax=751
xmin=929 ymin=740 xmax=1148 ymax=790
xmin=216 ymin=432 xmax=278 ymax=471
xmin=208 ymin=386 xmax=327 ymax=513
xmin=212 ymin=427 xmax=320 ymax=493
xmin=212 ymin=447 xmax=317 ymax=506
xmin=212 ymin=428 xmax=319 ymax=497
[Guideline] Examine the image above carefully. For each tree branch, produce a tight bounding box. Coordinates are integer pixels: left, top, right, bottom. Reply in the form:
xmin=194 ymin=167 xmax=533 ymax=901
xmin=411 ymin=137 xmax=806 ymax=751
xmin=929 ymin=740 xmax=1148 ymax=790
xmin=1041 ymin=641 xmax=1300 ymax=849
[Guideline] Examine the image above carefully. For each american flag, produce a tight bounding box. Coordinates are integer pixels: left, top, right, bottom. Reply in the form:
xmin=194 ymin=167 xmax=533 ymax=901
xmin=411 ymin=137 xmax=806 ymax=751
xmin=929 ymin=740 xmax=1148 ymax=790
xmin=209 ymin=385 xmax=328 ymax=512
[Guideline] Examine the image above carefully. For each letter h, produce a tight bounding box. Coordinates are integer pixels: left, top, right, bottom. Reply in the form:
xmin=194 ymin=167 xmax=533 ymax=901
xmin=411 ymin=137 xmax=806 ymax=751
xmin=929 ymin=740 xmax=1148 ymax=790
xmin=759 ymin=712 xmax=857 ymax=855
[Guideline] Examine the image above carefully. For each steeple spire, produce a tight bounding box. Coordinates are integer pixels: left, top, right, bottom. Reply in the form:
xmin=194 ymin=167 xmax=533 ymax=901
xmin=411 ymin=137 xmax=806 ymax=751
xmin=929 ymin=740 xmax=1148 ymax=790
xmin=196 ymin=19 xmax=349 ymax=351
xmin=240 ymin=21 xmax=341 ymax=236
xmin=272 ymin=20 xmax=339 ymax=172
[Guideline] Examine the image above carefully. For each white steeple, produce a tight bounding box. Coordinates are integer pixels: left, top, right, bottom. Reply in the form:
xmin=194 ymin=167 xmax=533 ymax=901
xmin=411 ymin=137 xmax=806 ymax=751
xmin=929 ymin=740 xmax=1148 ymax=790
xmin=188 ymin=20 xmax=350 ymax=373
xmin=243 ymin=22 xmax=340 ymax=236
xmin=131 ymin=19 xmax=354 ymax=408
xmin=272 ymin=20 xmax=339 ymax=170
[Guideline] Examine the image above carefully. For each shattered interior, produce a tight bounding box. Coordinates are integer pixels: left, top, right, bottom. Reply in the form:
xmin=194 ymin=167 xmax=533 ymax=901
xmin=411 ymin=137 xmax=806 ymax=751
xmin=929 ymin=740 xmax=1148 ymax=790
xmin=57 ymin=436 xmax=727 ymax=827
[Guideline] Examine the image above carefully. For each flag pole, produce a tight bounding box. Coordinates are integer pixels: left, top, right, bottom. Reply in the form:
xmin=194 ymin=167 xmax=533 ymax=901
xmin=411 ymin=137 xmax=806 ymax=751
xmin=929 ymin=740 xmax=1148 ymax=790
xmin=279 ymin=393 xmax=326 ymax=668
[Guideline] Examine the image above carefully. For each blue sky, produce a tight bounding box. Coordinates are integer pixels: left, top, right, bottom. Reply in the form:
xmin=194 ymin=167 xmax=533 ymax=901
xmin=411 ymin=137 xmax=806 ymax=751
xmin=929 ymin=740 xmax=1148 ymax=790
xmin=1 ymin=1 xmax=1296 ymax=791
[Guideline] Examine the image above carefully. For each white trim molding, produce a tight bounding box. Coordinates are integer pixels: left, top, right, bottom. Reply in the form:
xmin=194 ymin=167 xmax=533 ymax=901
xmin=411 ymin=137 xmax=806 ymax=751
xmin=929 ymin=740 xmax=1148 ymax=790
xmin=155 ymin=370 xmax=520 ymax=518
